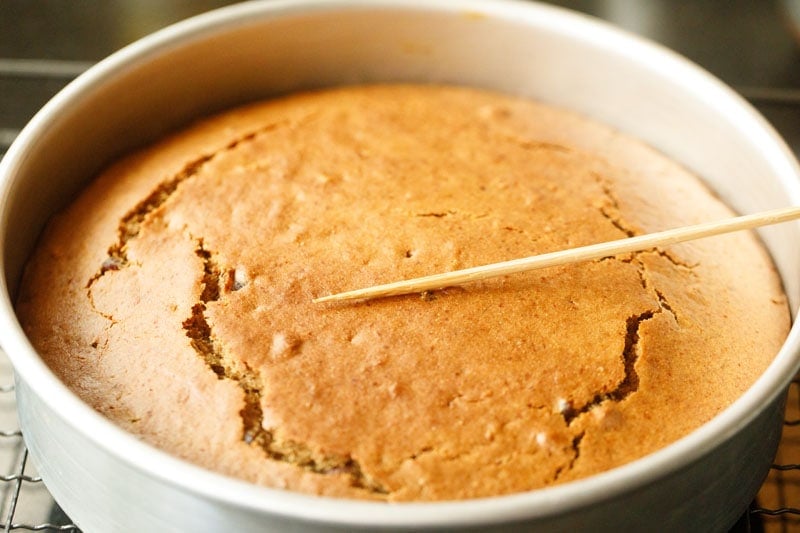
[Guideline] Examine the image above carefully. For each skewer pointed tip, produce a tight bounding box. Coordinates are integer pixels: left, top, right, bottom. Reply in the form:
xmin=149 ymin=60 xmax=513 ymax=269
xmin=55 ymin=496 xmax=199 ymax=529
xmin=310 ymin=205 xmax=800 ymax=305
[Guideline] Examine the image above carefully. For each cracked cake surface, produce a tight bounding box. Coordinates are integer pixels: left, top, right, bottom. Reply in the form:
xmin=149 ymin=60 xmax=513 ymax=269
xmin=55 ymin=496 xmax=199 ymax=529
xmin=16 ymin=84 xmax=790 ymax=501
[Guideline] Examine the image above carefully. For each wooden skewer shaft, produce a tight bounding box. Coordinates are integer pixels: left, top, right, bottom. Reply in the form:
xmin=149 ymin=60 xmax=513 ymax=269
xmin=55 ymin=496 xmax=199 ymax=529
xmin=313 ymin=205 xmax=800 ymax=303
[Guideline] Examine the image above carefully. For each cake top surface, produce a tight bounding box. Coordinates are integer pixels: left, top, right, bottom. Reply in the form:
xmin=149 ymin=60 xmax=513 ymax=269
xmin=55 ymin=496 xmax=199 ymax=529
xmin=16 ymin=84 xmax=789 ymax=501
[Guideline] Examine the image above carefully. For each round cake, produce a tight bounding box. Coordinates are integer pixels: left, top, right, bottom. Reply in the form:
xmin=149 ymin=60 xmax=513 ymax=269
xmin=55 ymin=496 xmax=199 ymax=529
xmin=16 ymin=84 xmax=790 ymax=501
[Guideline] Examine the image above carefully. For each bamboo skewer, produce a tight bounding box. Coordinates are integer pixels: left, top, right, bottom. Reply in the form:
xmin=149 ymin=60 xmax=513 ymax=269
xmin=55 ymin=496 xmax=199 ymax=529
xmin=312 ymin=205 xmax=800 ymax=304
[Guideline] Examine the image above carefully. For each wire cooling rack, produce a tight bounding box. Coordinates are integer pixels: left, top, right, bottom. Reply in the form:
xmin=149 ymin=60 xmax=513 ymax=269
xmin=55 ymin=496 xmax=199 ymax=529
xmin=755 ymin=376 xmax=800 ymax=532
xmin=0 ymin=352 xmax=78 ymax=532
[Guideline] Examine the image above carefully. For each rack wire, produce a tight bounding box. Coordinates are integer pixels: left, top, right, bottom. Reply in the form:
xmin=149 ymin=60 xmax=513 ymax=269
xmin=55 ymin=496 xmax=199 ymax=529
xmin=0 ymin=353 xmax=78 ymax=532
xmin=751 ymin=376 xmax=800 ymax=532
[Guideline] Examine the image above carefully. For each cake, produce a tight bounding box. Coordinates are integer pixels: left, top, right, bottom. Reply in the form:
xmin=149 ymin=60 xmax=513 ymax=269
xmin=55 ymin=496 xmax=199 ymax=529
xmin=15 ymin=84 xmax=790 ymax=501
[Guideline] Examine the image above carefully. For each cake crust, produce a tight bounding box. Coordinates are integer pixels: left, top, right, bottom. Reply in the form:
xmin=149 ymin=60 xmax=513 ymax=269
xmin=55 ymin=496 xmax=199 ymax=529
xmin=16 ymin=84 xmax=790 ymax=501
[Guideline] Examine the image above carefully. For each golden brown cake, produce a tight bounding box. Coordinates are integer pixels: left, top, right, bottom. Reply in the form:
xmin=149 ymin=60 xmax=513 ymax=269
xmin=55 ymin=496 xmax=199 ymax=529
xmin=15 ymin=84 xmax=790 ymax=501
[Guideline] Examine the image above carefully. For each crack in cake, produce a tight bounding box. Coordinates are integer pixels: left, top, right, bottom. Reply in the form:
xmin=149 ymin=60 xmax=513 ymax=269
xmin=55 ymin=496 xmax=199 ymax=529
xmin=15 ymin=84 xmax=790 ymax=501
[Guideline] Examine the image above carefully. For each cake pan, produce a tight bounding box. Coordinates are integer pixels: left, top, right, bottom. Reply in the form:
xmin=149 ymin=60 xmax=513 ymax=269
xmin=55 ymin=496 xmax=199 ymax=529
xmin=1 ymin=1 xmax=800 ymax=531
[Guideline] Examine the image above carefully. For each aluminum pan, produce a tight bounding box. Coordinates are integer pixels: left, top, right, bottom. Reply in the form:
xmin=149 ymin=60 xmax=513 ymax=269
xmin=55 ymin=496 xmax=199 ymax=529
xmin=0 ymin=1 xmax=799 ymax=530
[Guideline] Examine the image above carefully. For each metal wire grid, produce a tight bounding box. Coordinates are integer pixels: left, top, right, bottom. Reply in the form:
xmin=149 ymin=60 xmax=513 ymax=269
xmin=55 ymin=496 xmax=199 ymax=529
xmin=1 ymin=65 xmax=800 ymax=533
xmin=0 ymin=353 xmax=78 ymax=532
xmin=752 ymin=376 xmax=800 ymax=533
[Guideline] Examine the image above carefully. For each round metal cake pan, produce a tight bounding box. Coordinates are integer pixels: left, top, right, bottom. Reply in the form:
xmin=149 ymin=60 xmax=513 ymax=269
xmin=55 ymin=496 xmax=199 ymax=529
xmin=1 ymin=1 xmax=800 ymax=531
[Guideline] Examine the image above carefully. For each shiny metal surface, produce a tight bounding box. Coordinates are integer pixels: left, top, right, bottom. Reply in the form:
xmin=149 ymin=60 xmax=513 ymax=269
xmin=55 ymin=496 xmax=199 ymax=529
xmin=2 ymin=1 xmax=800 ymax=531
